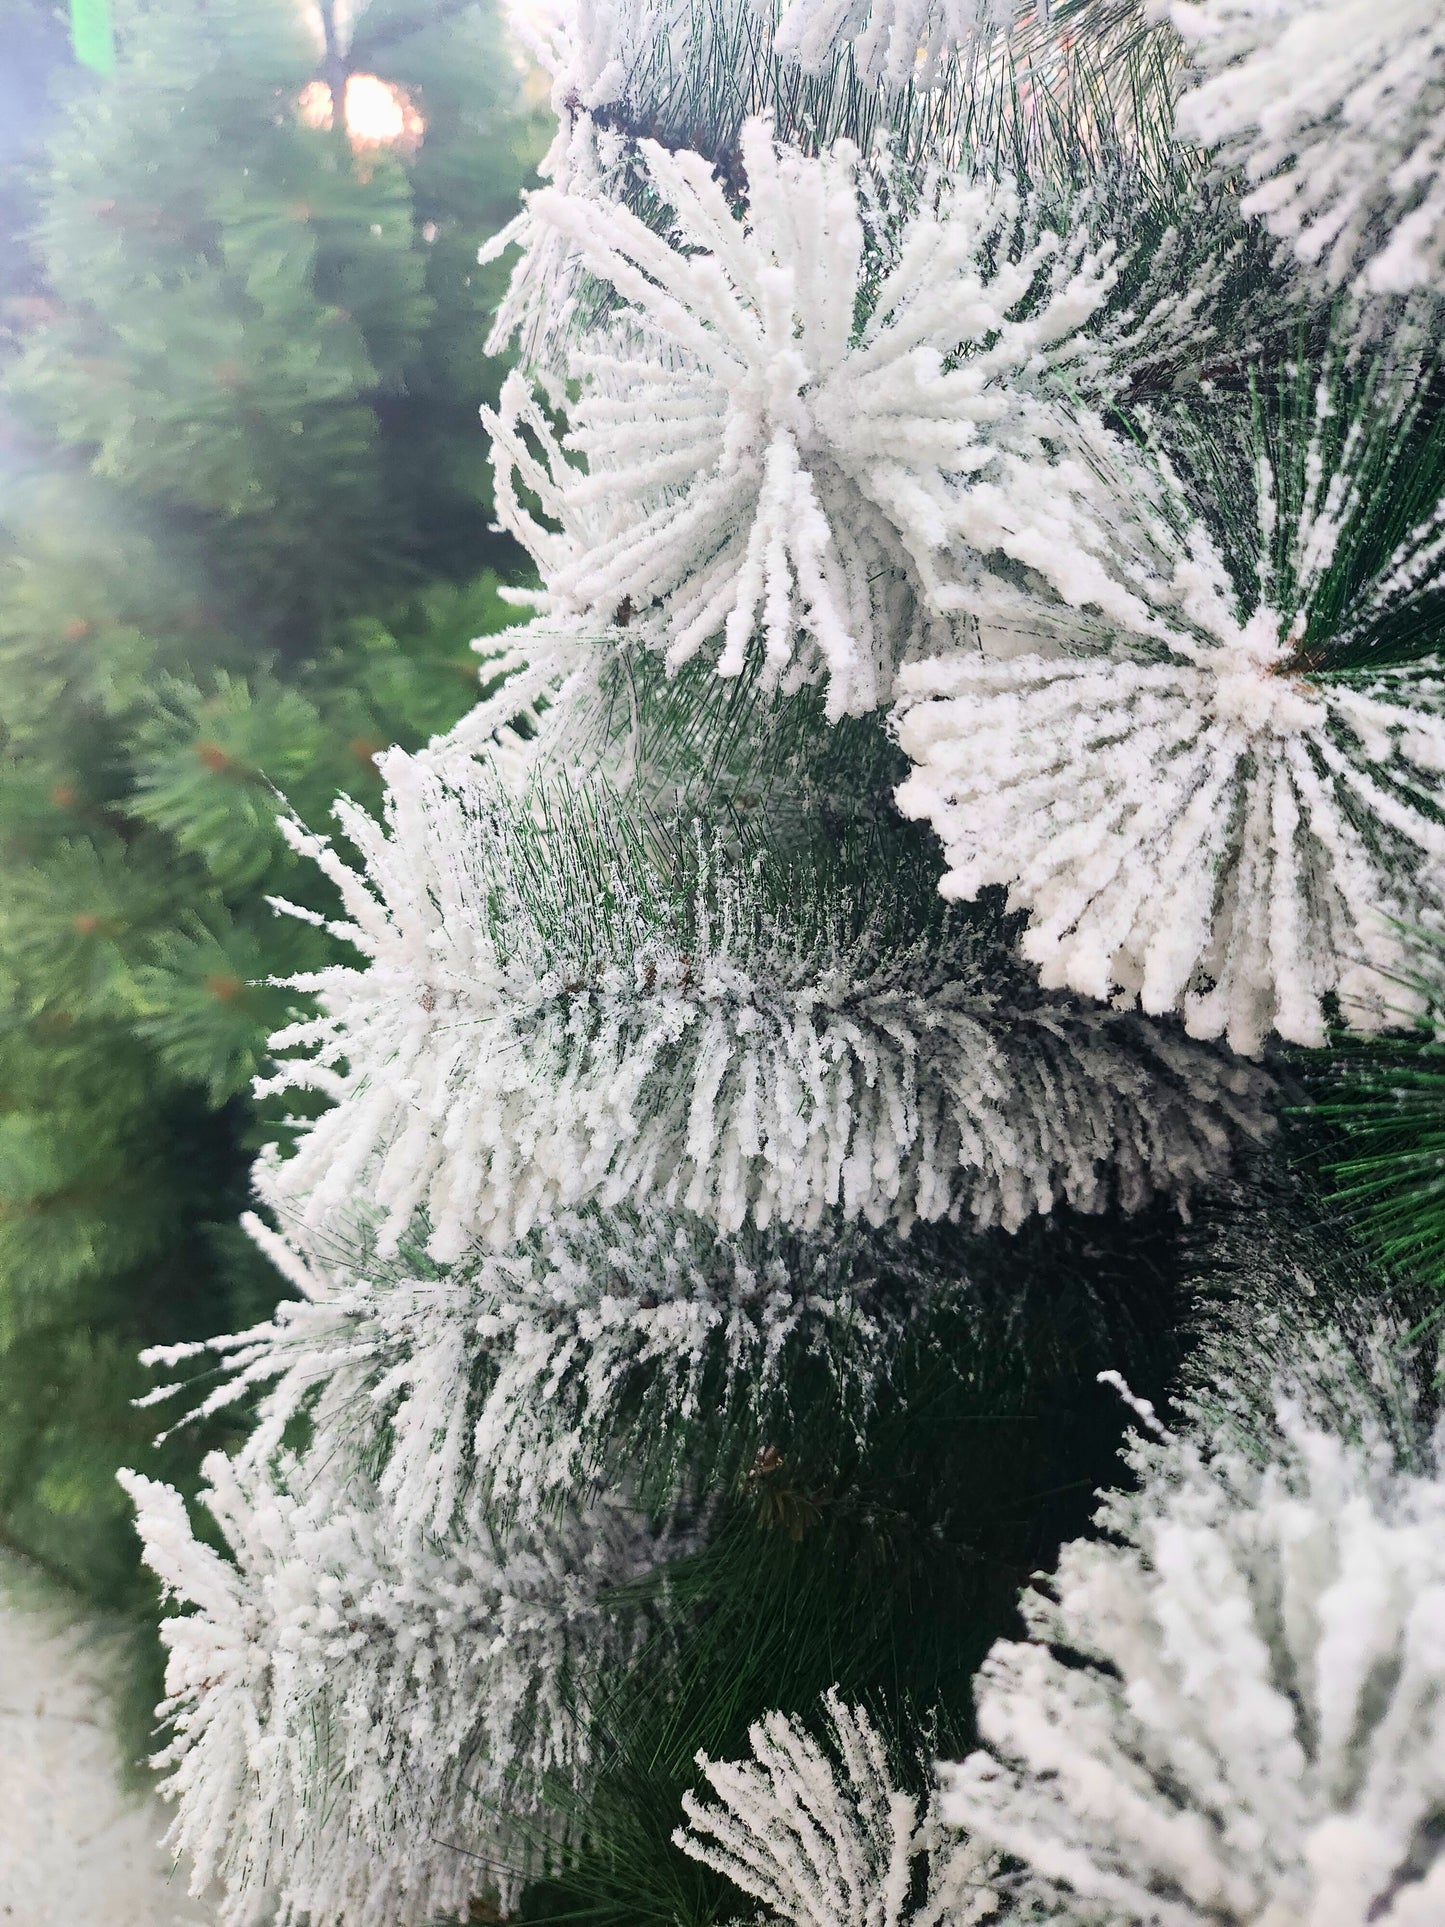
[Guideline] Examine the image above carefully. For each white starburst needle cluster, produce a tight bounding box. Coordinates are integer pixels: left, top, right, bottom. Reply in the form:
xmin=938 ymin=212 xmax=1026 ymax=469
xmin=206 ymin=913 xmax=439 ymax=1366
xmin=486 ymin=118 xmax=1143 ymax=719
xmin=119 ymin=1454 xmax=663 ymax=1927
xmin=894 ymin=390 xmax=1445 ymax=1055
xmin=1170 ymin=0 xmax=1445 ymax=294
xmin=939 ymin=1397 xmax=1445 ymax=1926
xmin=676 ymin=1690 xmax=999 ymax=1927
xmin=258 ymin=749 xmax=1272 ymax=1262
xmin=895 ymin=638 xmax=1445 ymax=1055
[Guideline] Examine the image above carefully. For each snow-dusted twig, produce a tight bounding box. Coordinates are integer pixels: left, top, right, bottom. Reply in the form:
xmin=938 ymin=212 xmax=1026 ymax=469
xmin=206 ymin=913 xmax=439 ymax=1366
xmin=141 ymin=1203 xmax=904 ymax=1523
xmin=485 ymin=119 xmax=1180 ymax=718
xmin=484 ymin=0 xmax=708 ymax=362
xmin=895 ymin=644 xmax=1445 ymax=1055
xmin=428 ymin=623 xmax=597 ymax=779
xmin=775 ymin=0 xmax=1034 ymax=86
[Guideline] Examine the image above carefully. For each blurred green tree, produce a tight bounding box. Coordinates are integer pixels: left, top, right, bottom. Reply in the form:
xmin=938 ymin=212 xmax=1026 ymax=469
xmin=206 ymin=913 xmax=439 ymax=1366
xmin=0 ymin=0 xmax=535 ymax=1743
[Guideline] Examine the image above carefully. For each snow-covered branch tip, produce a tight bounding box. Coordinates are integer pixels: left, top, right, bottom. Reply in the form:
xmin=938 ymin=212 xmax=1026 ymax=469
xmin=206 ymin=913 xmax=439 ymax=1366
xmin=939 ymin=1390 xmax=1445 ymax=1925
xmin=1170 ymin=0 xmax=1445 ymax=296
xmin=484 ymin=117 xmax=1195 ymax=720
xmin=120 ymin=1452 xmax=670 ymax=1927
xmin=145 ymin=1202 xmax=907 ymax=1523
xmin=425 ymin=625 xmax=597 ymax=778
xmin=486 ymin=0 xmax=750 ymax=365
xmin=676 ymin=1689 xmax=999 ymax=1927
xmin=257 ymin=750 xmax=1273 ymax=1263
xmin=894 ymin=365 xmax=1445 ymax=1055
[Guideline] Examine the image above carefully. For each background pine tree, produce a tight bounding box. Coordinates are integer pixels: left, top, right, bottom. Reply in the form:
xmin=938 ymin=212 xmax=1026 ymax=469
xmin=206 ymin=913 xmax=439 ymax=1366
xmin=0 ymin=0 xmax=536 ymax=1741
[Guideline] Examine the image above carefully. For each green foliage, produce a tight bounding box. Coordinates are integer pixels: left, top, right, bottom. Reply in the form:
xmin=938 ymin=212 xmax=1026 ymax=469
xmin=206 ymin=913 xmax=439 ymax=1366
xmin=0 ymin=0 xmax=534 ymax=1750
xmin=9 ymin=0 xmax=538 ymax=629
xmin=1149 ymin=323 xmax=1445 ymax=675
xmin=1299 ymin=931 xmax=1445 ymax=1302
xmin=131 ymin=673 xmax=333 ymax=889
xmin=129 ymin=913 xmax=307 ymax=1105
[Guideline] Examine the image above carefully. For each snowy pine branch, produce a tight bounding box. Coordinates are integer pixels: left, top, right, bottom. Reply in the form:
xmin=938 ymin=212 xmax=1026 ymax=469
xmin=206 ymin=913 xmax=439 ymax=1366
xmin=939 ymin=1376 xmax=1445 ymax=1925
xmin=485 ymin=119 xmax=1258 ymax=719
xmin=432 ymin=627 xmax=597 ymax=779
xmin=774 ymin=0 xmax=1165 ymax=92
xmin=1170 ymin=0 xmax=1445 ymax=296
xmin=896 ymin=647 xmax=1445 ymax=1054
xmin=676 ymin=1690 xmax=999 ymax=1927
xmin=120 ymin=1452 xmax=670 ymax=1927
xmin=503 ymin=0 xmax=1171 ymax=180
xmin=257 ymin=752 xmax=1273 ymax=1262
xmin=894 ymin=344 xmax=1445 ymax=1053
xmin=142 ymin=1202 xmax=908 ymax=1522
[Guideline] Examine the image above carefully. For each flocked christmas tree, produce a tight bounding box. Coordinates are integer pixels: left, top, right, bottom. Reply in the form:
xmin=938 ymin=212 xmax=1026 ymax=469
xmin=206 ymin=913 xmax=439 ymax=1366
xmin=121 ymin=1 xmax=1445 ymax=1922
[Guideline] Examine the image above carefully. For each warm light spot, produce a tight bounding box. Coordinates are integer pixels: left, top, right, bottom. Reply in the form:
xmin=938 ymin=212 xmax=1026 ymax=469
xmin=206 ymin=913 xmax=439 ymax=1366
xmin=297 ymin=74 xmax=424 ymax=153
xmin=297 ymin=79 xmax=333 ymax=130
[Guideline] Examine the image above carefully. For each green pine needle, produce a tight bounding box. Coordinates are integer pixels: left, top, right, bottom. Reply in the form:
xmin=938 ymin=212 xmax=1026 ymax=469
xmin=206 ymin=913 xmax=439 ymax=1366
xmin=1304 ymin=933 xmax=1445 ymax=1297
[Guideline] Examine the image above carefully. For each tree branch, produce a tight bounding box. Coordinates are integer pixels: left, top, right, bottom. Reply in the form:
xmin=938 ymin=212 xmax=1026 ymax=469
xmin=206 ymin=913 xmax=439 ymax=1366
xmin=349 ymin=0 xmax=482 ymax=64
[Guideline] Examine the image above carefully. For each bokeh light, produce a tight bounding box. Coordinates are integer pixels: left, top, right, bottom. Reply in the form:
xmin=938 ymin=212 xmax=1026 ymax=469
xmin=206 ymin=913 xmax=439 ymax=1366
xmin=297 ymin=74 xmax=424 ymax=152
